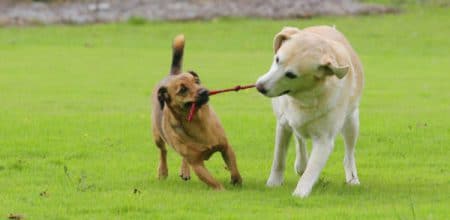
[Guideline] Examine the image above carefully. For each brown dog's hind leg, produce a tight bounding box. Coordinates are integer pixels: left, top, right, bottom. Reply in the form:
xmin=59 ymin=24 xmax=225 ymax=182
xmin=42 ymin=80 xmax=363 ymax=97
xmin=155 ymin=137 xmax=168 ymax=179
xmin=190 ymin=161 xmax=224 ymax=190
xmin=220 ymin=145 xmax=242 ymax=186
xmin=179 ymin=158 xmax=191 ymax=181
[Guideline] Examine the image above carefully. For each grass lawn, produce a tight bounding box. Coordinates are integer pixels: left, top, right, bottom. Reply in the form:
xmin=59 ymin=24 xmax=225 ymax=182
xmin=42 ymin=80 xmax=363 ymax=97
xmin=0 ymin=5 xmax=449 ymax=220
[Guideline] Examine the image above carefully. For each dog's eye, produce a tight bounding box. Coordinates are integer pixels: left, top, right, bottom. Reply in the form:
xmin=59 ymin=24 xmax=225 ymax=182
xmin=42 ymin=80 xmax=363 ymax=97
xmin=275 ymin=56 xmax=279 ymax=64
xmin=178 ymin=85 xmax=188 ymax=95
xmin=285 ymin=71 xmax=297 ymax=79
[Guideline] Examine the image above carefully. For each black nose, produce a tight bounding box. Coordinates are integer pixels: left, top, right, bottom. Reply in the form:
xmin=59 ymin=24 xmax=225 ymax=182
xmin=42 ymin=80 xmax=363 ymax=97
xmin=196 ymin=88 xmax=209 ymax=106
xmin=256 ymin=84 xmax=267 ymax=94
xmin=198 ymin=88 xmax=209 ymax=97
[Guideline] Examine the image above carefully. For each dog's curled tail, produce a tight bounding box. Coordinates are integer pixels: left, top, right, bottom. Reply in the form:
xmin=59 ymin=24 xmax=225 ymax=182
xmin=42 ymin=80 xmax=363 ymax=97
xmin=170 ymin=34 xmax=185 ymax=75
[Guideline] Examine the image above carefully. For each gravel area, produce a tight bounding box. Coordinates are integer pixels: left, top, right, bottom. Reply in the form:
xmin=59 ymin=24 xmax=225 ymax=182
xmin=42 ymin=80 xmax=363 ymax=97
xmin=0 ymin=0 xmax=399 ymax=25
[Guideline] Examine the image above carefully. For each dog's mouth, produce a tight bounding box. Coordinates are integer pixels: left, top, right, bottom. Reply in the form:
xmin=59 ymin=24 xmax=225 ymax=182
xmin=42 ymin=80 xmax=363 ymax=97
xmin=183 ymin=97 xmax=209 ymax=111
xmin=280 ymin=90 xmax=291 ymax=96
xmin=184 ymin=102 xmax=194 ymax=110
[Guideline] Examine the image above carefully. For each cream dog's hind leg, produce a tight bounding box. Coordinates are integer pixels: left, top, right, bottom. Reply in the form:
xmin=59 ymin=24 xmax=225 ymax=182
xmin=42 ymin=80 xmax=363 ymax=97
xmin=342 ymin=109 xmax=360 ymax=185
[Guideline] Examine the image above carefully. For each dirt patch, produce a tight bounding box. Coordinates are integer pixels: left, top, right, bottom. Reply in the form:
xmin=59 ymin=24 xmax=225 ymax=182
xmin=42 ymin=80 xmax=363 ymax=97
xmin=0 ymin=0 xmax=399 ymax=25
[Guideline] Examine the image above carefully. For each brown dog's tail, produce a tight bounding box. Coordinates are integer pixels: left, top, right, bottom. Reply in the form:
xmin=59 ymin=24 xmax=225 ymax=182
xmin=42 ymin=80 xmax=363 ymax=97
xmin=170 ymin=34 xmax=185 ymax=75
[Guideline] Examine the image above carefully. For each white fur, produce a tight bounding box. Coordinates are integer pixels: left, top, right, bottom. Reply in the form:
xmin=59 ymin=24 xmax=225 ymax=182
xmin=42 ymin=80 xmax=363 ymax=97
xmin=256 ymin=26 xmax=363 ymax=198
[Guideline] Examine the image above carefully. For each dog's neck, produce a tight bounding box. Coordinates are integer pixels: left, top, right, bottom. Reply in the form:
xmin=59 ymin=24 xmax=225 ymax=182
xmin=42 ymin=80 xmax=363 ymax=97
xmin=288 ymin=78 xmax=342 ymax=109
xmin=165 ymin=104 xmax=210 ymax=128
xmin=164 ymin=104 xmax=219 ymax=146
xmin=289 ymin=85 xmax=326 ymax=108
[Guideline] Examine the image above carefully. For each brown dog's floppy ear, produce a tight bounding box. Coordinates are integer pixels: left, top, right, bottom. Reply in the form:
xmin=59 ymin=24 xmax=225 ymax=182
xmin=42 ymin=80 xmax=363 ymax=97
xmin=157 ymin=87 xmax=170 ymax=109
xmin=188 ymin=70 xmax=200 ymax=84
xmin=273 ymin=27 xmax=300 ymax=53
xmin=319 ymin=55 xmax=350 ymax=79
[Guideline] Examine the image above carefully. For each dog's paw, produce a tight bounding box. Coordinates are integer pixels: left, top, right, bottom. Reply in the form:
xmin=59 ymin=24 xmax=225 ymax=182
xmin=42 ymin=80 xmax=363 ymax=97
xmin=292 ymin=188 xmax=311 ymax=198
xmin=346 ymin=178 xmax=360 ymax=185
xmin=179 ymin=172 xmax=191 ymax=181
xmin=266 ymin=180 xmax=283 ymax=187
xmin=266 ymin=178 xmax=283 ymax=187
xmin=179 ymin=165 xmax=191 ymax=181
xmin=213 ymin=185 xmax=225 ymax=191
xmin=294 ymin=160 xmax=307 ymax=176
xmin=230 ymin=175 xmax=242 ymax=186
xmin=158 ymin=175 xmax=168 ymax=180
xmin=266 ymin=171 xmax=284 ymax=187
xmin=158 ymin=167 xmax=168 ymax=180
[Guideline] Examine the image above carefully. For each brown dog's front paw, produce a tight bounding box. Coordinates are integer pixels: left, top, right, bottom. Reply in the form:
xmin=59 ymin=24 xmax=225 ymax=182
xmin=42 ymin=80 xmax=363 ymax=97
xmin=158 ymin=173 xmax=168 ymax=180
xmin=179 ymin=173 xmax=191 ymax=181
xmin=213 ymin=184 xmax=225 ymax=191
xmin=179 ymin=163 xmax=191 ymax=181
xmin=231 ymin=175 xmax=242 ymax=186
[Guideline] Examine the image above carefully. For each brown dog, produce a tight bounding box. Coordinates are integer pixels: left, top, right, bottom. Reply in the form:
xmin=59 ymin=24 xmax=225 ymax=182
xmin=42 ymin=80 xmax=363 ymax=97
xmin=151 ymin=35 xmax=242 ymax=190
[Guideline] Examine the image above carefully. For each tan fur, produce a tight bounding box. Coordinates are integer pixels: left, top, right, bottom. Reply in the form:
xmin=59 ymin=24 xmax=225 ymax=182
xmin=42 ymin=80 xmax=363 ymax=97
xmin=151 ymin=36 xmax=242 ymax=190
xmin=173 ymin=34 xmax=185 ymax=51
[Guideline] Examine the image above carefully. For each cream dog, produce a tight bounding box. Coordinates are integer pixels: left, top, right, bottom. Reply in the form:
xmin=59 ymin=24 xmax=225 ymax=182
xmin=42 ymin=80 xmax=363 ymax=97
xmin=255 ymin=26 xmax=364 ymax=197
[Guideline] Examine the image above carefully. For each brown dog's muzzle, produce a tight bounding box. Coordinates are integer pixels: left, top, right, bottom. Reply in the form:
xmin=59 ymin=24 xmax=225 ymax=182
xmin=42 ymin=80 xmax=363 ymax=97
xmin=183 ymin=88 xmax=209 ymax=110
xmin=196 ymin=88 xmax=209 ymax=107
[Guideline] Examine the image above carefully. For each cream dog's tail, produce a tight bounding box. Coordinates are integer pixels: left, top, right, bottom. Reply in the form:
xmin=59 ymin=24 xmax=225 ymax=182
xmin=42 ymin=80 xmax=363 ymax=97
xmin=170 ymin=34 xmax=185 ymax=75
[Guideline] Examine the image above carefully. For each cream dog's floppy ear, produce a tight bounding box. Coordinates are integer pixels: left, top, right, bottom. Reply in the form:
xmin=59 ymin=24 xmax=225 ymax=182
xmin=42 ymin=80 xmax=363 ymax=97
xmin=273 ymin=27 xmax=300 ymax=53
xmin=319 ymin=55 xmax=349 ymax=79
xmin=319 ymin=42 xmax=351 ymax=79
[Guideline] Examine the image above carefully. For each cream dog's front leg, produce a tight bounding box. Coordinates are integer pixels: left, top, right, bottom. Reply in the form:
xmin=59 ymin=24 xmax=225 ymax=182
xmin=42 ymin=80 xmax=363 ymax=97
xmin=266 ymin=122 xmax=292 ymax=187
xmin=292 ymin=136 xmax=335 ymax=198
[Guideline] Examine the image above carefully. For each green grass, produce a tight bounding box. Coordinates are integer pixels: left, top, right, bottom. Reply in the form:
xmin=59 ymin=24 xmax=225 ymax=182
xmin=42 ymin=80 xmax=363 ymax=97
xmin=0 ymin=6 xmax=449 ymax=220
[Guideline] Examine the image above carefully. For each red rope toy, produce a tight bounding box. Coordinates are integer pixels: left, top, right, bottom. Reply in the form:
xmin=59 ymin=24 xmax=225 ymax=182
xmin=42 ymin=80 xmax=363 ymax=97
xmin=187 ymin=84 xmax=255 ymax=122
